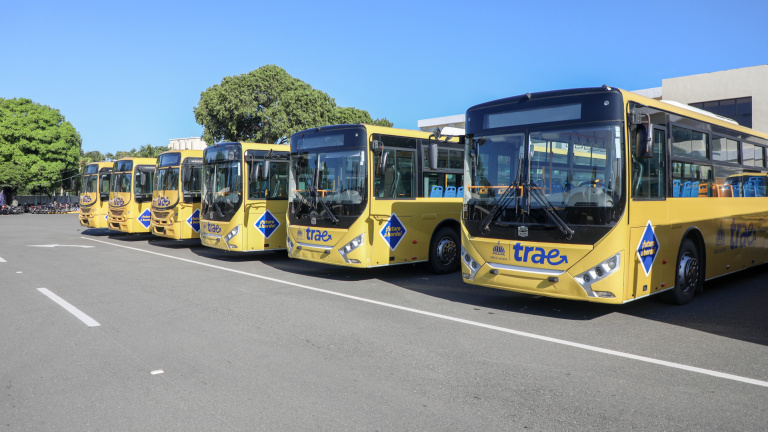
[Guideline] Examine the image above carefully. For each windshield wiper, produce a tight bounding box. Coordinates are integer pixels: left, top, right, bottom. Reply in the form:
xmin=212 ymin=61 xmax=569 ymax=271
xmin=480 ymin=183 xmax=518 ymax=234
xmin=318 ymin=197 xmax=339 ymax=224
xmin=526 ymin=185 xmax=574 ymax=239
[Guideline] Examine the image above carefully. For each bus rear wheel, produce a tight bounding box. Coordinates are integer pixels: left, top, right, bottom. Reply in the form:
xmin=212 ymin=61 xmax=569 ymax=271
xmin=666 ymin=238 xmax=702 ymax=305
xmin=428 ymin=226 xmax=460 ymax=274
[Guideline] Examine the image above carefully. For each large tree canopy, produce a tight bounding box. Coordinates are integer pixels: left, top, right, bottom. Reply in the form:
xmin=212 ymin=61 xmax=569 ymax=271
xmin=0 ymin=98 xmax=82 ymax=196
xmin=194 ymin=65 xmax=392 ymax=145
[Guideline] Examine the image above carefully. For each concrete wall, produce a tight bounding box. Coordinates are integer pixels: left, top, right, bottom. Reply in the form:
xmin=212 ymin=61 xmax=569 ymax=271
xmin=662 ymin=65 xmax=768 ymax=133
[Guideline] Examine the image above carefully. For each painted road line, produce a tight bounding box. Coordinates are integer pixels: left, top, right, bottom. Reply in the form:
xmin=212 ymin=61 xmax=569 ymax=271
xmin=0 ymin=257 xmax=6 ymax=262
xmin=37 ymin=288 xmax=101 ymax=327
xmin=29 ymin=244 xmax=94 ymax=248
xmin=82 ymin=236 xmax=768 ymax=389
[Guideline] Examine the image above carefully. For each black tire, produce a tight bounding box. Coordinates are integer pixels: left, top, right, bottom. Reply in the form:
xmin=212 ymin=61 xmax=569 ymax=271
xmin=665 ymin=238 xmax=702 ymax=305
xmin=428 ymin=226 xmax=460 ymax=274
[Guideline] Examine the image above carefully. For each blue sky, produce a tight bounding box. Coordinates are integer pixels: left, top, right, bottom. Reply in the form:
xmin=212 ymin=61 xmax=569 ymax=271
xmin=1 ymin=0 xmax=766 ymax=155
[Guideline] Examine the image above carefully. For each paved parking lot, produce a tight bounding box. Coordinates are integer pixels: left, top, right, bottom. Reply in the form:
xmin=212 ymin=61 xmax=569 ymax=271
xmin=1 ymin=214 xmax=767 ymax=431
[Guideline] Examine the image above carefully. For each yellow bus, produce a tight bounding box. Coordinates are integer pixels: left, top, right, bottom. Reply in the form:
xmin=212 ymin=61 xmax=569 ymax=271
xmin=107 ymin=157 xmax=156 ymax=233
xmin=286 ymin=124 xmax=464 ymax=273
xmin=79 ymin=162 xmax=113 ymax=228
xmin=460 ymin=86 xmax=768 ymax=304
xmin=150 ymin=150 xmax=204 ymax=239
xmin=199 ymin=142 xmax=290 ymax=251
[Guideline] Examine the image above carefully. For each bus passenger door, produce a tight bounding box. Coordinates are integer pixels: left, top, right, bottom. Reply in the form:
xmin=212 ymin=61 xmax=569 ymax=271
xmin=370 ymin=148 xmax=418 ymax=266
xmin=628 ymin=126 xmax=671 ymax=300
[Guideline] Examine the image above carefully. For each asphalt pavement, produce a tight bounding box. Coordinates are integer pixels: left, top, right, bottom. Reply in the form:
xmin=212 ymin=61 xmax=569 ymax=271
xmin=1 ymin=213 xmax=767 ymax=431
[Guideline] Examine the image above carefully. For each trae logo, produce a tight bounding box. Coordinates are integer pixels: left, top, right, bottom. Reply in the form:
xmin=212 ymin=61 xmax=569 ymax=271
xmin=511 ymin=243 xmax=568 ymax=266
xmin=113 ymin=197 xmax=125 ymax=206
xmin=81 ymin=195 xmax=92 ymax=204
xmin=730 ymin=219 xmax=757 ymax=250
xmin=305 ymin=228 xmax=332 ymax=242
xmin=206 ymin=223 xmax=222 ymax=234
xmin=157 ymin=196 xmax=171 ymax=207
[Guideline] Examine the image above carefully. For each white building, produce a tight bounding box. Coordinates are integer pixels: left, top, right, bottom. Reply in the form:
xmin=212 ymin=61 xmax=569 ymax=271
xmin=168 ymin=137 xmax=207 ymax=150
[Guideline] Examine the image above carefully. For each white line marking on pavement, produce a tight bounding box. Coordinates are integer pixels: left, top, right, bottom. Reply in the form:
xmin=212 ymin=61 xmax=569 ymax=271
xmin=37 ymin=288 xmax=101 ymax=327
xmin=0 ymin=257 xmax=6 ymax=262
xmin=82 ymin=236 xmax=768 ymax=388
xmin=29 ymin=244 xmax=94 ymax=248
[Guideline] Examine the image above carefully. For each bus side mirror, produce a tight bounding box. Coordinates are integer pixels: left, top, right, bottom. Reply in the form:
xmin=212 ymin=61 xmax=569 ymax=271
xmin=377 ymin=151 xmax=388 ymax=176
xmin=183 ymin=167 xmax=191 ymax=183
xmin=635 ymin=124 xmax=653 ymax=159
xmin=140 ymin=172 xmax=147 ymax=186
xmin=252 ymin=163 xmax=261 ymax=183
xmin=428 ymin=141 xmax=438 ymax=170
xmin=261 ymin=160 xmax=270 ymax=180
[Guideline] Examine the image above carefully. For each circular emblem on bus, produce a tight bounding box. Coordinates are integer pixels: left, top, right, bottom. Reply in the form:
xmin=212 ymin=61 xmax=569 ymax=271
xmin=311 ymin=217 xmax=317 ymax=225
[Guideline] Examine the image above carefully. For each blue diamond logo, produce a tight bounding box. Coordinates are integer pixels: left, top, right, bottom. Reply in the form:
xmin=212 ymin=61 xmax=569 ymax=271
xmin=636 ymin=221 xmax=659 ymax=277
xmin=255 ymin=210 xmax=280 ymax=239
xmin=186 ymin=209 xmax=201 ymax=233
xmin=380 ymin=213 xmax=407 ymax=251
xmin=138 ymin=208 xmax=151 ymax=229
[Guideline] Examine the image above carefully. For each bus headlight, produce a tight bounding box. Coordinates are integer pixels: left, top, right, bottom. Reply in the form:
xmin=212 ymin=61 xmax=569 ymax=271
xmin=338 ymin=233 xmax=364 ymax=264
xmin=224 ymin=225 xmax=241 ymax=248
xmin=286 ymin=235 xmax=294 ymax=254
xmin=461 ymin=245 xmax=480 ymax=281
xmin=574 ymin=252 xmax=621 ymax=297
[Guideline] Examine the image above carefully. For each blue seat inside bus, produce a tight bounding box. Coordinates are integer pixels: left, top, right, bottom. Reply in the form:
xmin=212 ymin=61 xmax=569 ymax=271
xmin=673 ymin=180 xmax=681 ymax=197
xmin=430 ymin=185 xmax=443 ymax=197
xmin=444 ymin=186 xmax=456 ymax=197
xmin=681 ymin=181 xmax=691 ymax=197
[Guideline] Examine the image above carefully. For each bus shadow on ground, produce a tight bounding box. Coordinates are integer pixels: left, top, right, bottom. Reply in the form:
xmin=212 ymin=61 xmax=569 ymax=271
xmin=378 ymin=262 xmax=768 ymax=346
xmin=79 ymin=228 xmax=113 ymax=236
xmin=620 ymin=264 xmax=768 ymax=346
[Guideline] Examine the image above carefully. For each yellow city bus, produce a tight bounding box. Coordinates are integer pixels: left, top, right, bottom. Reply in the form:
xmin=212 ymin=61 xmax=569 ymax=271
xmin=286 ymin=124 xmax=464 ymax=273
xmin=460 ymin=86 xmax=768 ymax=304
xmin=199 ymin=142 xmax=290 ymax=251
xmin=107 ymin=157 xmax=156 ymax=233
xmin=150 ymin=150 xmax=204 ymax=240
xmin=79 ymin=162 xmax=113 ymax=228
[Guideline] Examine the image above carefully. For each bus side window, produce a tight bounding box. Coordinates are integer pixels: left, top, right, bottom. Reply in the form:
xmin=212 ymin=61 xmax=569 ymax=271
xmin=632 ymin=127 xmax=666 ymax=199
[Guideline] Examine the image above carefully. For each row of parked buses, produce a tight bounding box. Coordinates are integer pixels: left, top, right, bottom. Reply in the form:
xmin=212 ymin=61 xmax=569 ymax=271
xmin=80 ymin=87 xmax=768 ymax=305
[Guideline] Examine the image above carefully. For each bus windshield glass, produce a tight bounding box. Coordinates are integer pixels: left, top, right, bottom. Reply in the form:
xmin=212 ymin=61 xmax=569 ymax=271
xmin=202 ymin=145 xmax=243 ymax=222
xmin=289 ymin=127 xmax=368 ymax=228
xmin=466 ymin=124 xmax=625 ymax=239
xmin=155 ymin=167 xmax=180 ymax=192
xmin=82 ymin=173 xmax=98 ymax=194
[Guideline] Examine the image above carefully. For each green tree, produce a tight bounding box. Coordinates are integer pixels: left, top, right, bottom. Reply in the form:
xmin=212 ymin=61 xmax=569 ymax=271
xmin=0 ymin=98 xmax=82 ymax=198
xmin=135 ymin=144 xmax=168 ymax=158
xmin=194 ymin=65 xmax=392 ymax=145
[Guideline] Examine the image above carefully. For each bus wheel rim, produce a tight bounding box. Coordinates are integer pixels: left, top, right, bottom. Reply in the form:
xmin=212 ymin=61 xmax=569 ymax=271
xmin=437 ymin=237 xmax=457 ymax=265
xmin=678 ymin=253 xmax=699 ymax=293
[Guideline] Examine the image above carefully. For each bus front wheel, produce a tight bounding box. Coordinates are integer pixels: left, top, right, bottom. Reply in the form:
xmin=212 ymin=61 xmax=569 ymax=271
xmin=666 ymin=238 xmax=702 ymax=305
xmin=428 ymin=226 xmax=460 ymax=274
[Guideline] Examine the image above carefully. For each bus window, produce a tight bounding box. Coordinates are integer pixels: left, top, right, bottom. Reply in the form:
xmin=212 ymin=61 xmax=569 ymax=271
xmin=632 ymin=128 xmax=666 ymax=199
xmin=672 ymin=162 xmax=712 ymax=197
xmin=248 ymin=161 xmax=288 ymax=199
xmin=672 ymin=126 xmax=708 ymax=159
xmin=374 ymin=149 xmax=414 ymax=198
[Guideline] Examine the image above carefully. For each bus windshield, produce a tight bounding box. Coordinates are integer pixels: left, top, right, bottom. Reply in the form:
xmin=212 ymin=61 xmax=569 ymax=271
xmin=155 ymin=167 xmax=180 ymax=192
xmin=202 ymin=159 xmax=242 ymax=222
xmin=82 ymin=173 xmax=98 ymax=194
xmin=289 ymin=128 xmax=368 ymax=228
xmin=466 ymin=124 xmax=625 ymax=239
